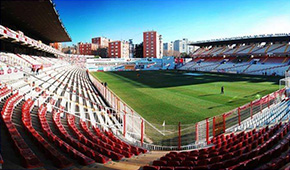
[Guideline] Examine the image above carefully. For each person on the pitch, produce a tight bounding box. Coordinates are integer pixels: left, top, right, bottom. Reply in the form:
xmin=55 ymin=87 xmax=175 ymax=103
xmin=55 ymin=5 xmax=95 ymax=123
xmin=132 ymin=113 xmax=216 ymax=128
xmin=221 ymin=86 xmax=224 ymax=94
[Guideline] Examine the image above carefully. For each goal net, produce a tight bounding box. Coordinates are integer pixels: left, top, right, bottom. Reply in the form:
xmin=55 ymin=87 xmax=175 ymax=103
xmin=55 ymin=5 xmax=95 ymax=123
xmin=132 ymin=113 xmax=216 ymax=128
xmin=279 ymin=71 xmax=290 ymax=89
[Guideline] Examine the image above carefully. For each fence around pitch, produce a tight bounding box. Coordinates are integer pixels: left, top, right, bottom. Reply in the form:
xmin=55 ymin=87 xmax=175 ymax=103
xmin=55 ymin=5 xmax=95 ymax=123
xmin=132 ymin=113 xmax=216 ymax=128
xmin=88 ymin=73 xmax=144 ymax=140
xmin=210 ymin=88 xmax=286 ymax=144
xmin=88 ymin=72 xmax=286 ymax=149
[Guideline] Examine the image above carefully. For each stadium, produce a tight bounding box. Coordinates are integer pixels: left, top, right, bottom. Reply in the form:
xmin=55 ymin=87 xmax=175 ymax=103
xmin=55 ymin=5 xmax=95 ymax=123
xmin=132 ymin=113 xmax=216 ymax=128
xmin=1 ymin=0 xmax=290 ymax=170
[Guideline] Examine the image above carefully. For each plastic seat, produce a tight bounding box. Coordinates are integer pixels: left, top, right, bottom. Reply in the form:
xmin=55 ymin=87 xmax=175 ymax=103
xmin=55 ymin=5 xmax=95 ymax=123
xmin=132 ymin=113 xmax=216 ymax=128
xmin=175 ymin=167 xmax=191 ymax=170
xmin=196 ymin=159 xmax=208 ymax=166
xmin=167 ymin=160 xmax=180 ymax=166
xmin=245 ymin=158 xmax=258 ymax=169
xmin=180 ymin=160 xmax=194 ymax=166
xmin=209 ymin=156 xmax=220 ymax=164
xmin=159 ymin=166 xmax=174 ymax=170
xmin=153 ymin=160 xmax=167 ymax=166
xmin=191 ymin=166 xmax=208 ymax=170
xmin=222 ymin=157 xmax=237 ymax=168
xmin=228 ymin=162 xmax=245 ymax=170
xmin=143 ymin=166 xmax=160 ymax=170
xmin=221 ymin=153 xmax=231 ymax=161
xmin=160 ymin=156 xmax=172 ymax=161
xmin=185 ymin=156 xmax=197 ymax=161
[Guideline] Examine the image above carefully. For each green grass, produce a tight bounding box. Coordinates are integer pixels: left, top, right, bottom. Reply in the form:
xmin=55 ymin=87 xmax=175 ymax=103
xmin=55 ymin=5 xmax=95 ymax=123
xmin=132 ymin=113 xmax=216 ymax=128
xmin=91 ymin=70 xmax=281 ymax=125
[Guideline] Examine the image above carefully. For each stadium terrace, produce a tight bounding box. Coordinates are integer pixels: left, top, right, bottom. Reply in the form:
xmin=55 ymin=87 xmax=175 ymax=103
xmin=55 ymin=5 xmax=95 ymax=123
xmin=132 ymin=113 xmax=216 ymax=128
xmin=1 ymin=0 xmax=290 ymax=170
xmin=193 ymin=33 xmax=290 ymax=44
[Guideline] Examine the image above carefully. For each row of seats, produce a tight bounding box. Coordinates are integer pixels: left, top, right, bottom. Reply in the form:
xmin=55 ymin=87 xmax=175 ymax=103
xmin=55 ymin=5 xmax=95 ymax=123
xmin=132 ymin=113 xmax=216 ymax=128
xmin=33 ymin=67 xmax=97 ymax=167
xmin=79 ymin=120 xmax=133 ymax=158
xmin=48 ymin=66 xmax=146 ymax=158
xmin=50 ymin=66 xmax=147 ymax=157
xmin=0 ymin=87 xmax=6 ymax=165
xmin=0 ymin=67 xmax=69 ymax=168
xmin=193 ymin=43 xmax=289 ymax=56
xmin=228 ymin=99 xmax=289 ymax=132
xmin=247 ymin=64 xmax=289 ymax=73
xmin=264 ymin=57 xmax=288 ymax=64
xmin=142 ymin=121 xmax=290 ymax=170
xmin=61 ymin=68 xmax=122 ymax=132
xmin=1 ymin=93 xmax=43 ymax=168
xmin=219 ymin=63 xmax=250 ymax=71
xmin=38 ymin=105 xmax=95 ymax=166
xmin=102 ymin=128 xmax=147 ymax=154
xmin=66 ymin=114 xmax=122 ymax=161
xmin=21 ymin=99 xmax=73 ymax=168
xmin=53 ymin=108 xmax=110 ymax=163
xmin=1 ymin=57 xmax=148 ymax=169
xmin=0 ymin=86 xmax=11 ymax=100
xmin=179 ymin=56 xmax=290 ymax=76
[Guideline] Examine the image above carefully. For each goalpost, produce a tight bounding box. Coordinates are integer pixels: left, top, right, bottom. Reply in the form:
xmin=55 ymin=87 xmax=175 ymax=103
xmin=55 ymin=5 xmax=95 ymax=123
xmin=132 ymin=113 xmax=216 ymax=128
xmin=279 ymin=71 xmax=290 ymax=89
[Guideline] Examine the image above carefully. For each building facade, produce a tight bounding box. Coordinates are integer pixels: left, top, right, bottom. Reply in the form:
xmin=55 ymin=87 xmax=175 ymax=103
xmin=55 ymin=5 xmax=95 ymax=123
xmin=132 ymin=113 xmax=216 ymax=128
xmin=163 ymin=42 xmax=174 ymax=51
xmin=108 ymin=41 xmax=130 ymax=58
xmin=143 ymin=31 xmax=163 ymax=58
xmin=134 ymin=43 xmax=143 ymax=58
xmin=62 ymin=45 xmax=77 ymax=54
xmin=173 ymin=38 xmax=198 ymax=54
xmin=92 ymin=37 xmax=110 ymax=48
xmin=129 ymin=39 xmax=134 ymax=58
xmin=78 ymin=42 xmax=98 ymax=55
xmin=163 ymin=42 xmax=175 ymax=56
xmin=174 ymin=38 xmax=188 ymax=53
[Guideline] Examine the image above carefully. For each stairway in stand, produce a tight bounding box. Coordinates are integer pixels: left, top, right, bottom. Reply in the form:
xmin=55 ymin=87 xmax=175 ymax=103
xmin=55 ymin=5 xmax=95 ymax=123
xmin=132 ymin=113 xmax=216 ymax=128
xmin=96 ymin=151 xmax=169 ymax=170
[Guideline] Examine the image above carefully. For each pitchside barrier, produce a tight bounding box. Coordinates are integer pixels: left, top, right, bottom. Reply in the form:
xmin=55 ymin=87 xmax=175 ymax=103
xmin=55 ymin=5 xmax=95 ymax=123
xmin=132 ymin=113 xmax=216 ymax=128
xmin=88 ymin=72 xmax=286 ymax=150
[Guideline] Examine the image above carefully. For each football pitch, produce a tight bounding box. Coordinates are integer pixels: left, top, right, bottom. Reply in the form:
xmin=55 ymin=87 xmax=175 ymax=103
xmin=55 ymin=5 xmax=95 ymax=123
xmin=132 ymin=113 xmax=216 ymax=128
xmin=91 ymin=70 xmax=281 ymax=125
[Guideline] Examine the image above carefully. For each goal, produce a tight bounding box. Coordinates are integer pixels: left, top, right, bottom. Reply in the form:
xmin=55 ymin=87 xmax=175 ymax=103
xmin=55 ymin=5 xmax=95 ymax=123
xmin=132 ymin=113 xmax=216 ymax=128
xmin=279 ymin=70 xmax=290 ymax=89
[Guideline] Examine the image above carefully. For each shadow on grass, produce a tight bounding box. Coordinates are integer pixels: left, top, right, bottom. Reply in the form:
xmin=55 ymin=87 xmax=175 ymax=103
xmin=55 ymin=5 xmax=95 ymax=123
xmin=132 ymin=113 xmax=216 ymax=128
xmin=198 ymin=94 xmax=216 ymax=97
xmin=101 ymin=70 xmax=281 ymax=88
xmin=208 ymin=105 xmax=225 ymax=109
xmin=243 ymin=90 xmax=268 ymax=98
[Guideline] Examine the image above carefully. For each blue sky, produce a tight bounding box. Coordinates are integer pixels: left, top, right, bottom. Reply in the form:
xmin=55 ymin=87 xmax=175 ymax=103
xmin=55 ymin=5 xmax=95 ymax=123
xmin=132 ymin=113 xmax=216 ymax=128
xmin=54 ymin=0 xmax=290 ymax=46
